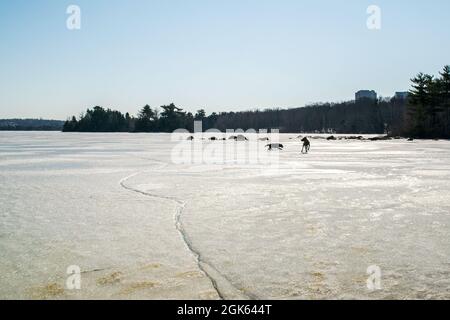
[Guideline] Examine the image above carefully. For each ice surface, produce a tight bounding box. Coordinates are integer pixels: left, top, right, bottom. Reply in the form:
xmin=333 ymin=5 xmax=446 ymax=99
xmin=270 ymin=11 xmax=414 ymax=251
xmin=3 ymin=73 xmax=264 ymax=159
xmin=0 ymin=132 xmax=449 ymax=299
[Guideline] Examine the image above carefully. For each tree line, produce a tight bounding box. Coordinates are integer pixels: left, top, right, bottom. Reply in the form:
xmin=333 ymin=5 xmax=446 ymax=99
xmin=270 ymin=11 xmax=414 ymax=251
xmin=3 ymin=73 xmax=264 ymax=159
xmin=63 ymin=66 xmax=450 ymax=138
xmin=62 ymin=99 xmax=407 ymax=135
xmin=0 ymin=119 xmax=64 ymax=131
xmin=63 ymin=103 xmax=195 ymax=133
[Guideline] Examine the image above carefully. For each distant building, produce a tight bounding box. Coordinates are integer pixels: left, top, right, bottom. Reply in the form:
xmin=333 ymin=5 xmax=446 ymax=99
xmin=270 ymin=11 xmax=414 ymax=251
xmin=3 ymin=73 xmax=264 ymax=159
xmin=394 ymin=92 xmax=409 ymax=100
xmin=355 ymin=90 xmax=377 ymax=101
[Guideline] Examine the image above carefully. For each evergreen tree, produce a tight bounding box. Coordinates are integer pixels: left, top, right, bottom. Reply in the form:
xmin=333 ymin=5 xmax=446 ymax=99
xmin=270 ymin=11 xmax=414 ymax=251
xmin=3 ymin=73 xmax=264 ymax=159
xmin=408 ymin=73 xmax=430 ymax=137
xmin=158 ymin=103 xmax=186 ymax=132
xmin=438 ymin=65 xmax=450 ymax=136
xmin=135 ymin=105 xmax=157 ymax=132
xmin=424 ymin=75 xmax=442 ymax=135
xmin=194 ymin=109 xmax=206 ymax=120
xmin=62 ymin=116 xmax=78 ymax=132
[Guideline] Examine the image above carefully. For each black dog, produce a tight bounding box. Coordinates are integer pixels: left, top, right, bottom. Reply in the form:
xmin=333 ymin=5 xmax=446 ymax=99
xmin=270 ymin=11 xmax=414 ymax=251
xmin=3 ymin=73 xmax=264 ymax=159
xmin=301 ymin=137 xmax=310 ymax=153
xmin=266 ymin=143 xmax=284 ymax=151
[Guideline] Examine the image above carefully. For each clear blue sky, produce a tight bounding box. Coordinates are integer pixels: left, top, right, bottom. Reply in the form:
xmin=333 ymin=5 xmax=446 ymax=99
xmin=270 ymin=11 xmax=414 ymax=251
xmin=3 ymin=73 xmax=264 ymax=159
xmin=1 ymin=0 xmax=449 ymax=119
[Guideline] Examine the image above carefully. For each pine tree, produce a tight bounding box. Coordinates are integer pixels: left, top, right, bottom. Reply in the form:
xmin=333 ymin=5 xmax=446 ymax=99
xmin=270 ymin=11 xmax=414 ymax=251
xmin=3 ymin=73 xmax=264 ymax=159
xmin=423 ymin=75 xmax=442 ymax=136
xmin=159 ymin=103 xmax=186 ymax=132
xmin=194 ymin=109 xmax=206 ymax=120
xmin=135 ymin=105 xmax=157 ymax=132
xmin=62 ymin=116 xmax=78 ymax=132
xmin=438 ymin=66 xmax=450 ymax=136
xmin=408 ymin=73 xmax=429 ymax=137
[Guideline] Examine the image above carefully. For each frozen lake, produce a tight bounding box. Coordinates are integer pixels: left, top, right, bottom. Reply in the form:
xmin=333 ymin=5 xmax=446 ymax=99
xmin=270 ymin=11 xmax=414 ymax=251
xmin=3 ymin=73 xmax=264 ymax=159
xmin=0 ymin=132 xmax=449 ymax=299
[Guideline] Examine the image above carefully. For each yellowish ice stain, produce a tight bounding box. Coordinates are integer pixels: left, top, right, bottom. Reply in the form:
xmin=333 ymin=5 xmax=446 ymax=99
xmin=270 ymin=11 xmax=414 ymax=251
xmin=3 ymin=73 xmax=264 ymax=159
xmin=239 ymin=287 xmax=250 ymax=293
xmin=29 ymin=283 xmax=65 ymax=300
xmin=353 ymin=274 xmax=368 ymax=284
xmin=311 ymin=271 xmax=325 ymax=282
xmin=141 ymin=263 xmax=162 ymax=270
xmin=304 ymin=270 xmax=334 ymax=299
xmin=97 ymin=271 xmax=123 ymax=286
xmin=119 ymin=281 xmax=159 ymax=295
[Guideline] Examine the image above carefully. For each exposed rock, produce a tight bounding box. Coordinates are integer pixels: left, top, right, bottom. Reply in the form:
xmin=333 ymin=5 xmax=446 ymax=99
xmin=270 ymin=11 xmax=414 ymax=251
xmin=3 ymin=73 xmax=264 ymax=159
xmin=369 ymin=136 xmax=392 ymax=141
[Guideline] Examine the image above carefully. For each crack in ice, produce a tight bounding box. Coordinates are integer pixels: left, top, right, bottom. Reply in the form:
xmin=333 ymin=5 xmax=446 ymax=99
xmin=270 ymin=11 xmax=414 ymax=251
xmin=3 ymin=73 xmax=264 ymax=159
xmin=119 ymin=171 xmax=235 ymax=300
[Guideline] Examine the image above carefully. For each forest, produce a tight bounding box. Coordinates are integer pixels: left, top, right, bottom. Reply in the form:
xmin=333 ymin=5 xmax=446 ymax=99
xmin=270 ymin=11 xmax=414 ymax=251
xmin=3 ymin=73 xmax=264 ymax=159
xmin=0 ymin=119 xmax=64 ymax=131
xmin=63 ymin=66 xmax=450 ymax=139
